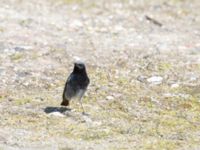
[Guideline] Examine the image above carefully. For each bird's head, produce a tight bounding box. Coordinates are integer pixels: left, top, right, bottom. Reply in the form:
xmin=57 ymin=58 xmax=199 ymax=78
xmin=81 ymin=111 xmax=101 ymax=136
xmin=73 ymin=61 xmax=86 ymax=73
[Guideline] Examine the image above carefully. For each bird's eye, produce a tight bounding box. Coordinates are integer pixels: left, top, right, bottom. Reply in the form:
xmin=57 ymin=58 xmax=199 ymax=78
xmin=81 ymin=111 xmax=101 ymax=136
xmin=77 ymin=64 xmax=83 ymax=68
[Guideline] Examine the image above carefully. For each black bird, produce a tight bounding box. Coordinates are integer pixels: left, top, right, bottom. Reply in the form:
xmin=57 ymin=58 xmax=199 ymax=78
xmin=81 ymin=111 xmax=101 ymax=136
xmin=61 ymin=61 xmax=90 ymax=113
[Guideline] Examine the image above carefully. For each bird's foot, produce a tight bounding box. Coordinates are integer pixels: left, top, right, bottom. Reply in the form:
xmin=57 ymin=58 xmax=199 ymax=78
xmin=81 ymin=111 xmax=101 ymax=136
xmin=82 ymin=112 xmax=90 ymax=116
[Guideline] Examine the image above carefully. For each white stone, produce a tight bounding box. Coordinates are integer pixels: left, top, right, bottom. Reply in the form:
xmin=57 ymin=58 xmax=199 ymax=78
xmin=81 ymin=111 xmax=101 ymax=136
xmin=147 ymin=76 xmax=163 ymax=84
xmin=171 ymin=83 xmax=179 ymax=88
xmin=106 ymin=96 xmax=114 ymax=100
xmin=48 ymin=112 xmax=65 ymax=117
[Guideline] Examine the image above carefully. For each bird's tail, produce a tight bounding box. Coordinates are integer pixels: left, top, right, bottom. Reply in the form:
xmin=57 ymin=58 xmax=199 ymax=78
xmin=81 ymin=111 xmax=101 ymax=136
xmin=62 ymin=87 xmax=70 ymax=106
xmin=61 ymin=99 xmax=69 ymax=106
xmin=61 ymin=92 xmax=70 ymax=106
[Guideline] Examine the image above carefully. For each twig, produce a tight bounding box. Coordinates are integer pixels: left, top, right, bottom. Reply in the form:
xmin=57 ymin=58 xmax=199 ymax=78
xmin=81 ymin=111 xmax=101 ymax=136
xmin=145 ymin=15 xmax=163 ymax=27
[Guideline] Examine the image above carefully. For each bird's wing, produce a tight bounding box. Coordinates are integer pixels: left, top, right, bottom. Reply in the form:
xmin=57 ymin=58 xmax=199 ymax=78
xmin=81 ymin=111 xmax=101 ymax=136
xmin=64 ymin=74 xmax=77 ymax=99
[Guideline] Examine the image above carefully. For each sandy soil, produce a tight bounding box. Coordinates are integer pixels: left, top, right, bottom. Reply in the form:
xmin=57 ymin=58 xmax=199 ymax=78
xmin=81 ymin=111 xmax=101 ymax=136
xmin=0 ymin=0 xmax=200 ymax=149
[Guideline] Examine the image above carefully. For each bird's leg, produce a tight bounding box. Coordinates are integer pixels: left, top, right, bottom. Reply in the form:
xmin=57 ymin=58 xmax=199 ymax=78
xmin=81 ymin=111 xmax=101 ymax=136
xmin=78 ymin=96 xmax=87 ymax=115
xmin=79 ymin=99 xmax=90 ymax=116
xmin=80 ymin=99 xmax=85 ymax=113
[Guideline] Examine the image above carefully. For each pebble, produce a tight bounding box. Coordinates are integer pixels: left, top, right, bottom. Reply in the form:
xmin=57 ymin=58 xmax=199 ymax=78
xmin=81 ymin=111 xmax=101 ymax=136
xmin=14 ymin=46 xmax=33 ymax=51
xmin=48 ymin=112 xmax=65 ymax=117
xmin=106 ymin=96 xmax=114 ymax=100
xmin=137 ymin=75 xmax=147 ymax=83
xmin=147 ymin=76 xmax=163 ymax=85
xmin=171 ymin=83 xmax=179 ymax=88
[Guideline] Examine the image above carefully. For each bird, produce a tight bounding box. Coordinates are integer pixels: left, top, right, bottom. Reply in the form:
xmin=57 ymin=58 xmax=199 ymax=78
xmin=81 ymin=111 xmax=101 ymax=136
xmin=61 ymin=61 xmax=90 ymax=114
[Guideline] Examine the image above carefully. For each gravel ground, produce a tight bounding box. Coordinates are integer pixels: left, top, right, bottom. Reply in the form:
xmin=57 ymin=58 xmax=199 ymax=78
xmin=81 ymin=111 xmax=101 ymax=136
xmin=0 ymin=0 xmax=200 ymax=149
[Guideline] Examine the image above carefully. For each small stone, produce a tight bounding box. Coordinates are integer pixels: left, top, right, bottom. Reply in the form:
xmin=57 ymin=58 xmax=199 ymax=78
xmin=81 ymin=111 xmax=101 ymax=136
xmin=106 ymin=96 xmax=114 ymax=100
xmin=171 ymin=83 xmax=179 ymax=88
xmin=48 ymin=112 xmax=65 ymax=117
xmin=14 ymin=46 xmax=33 ymax=51
xmin=190 ymin=76 xmax=197 ymax=81
xmin=137 ymin=75 xmax=147 ymax=83
xmin=147 ymin=76 xmax=163 ymax=85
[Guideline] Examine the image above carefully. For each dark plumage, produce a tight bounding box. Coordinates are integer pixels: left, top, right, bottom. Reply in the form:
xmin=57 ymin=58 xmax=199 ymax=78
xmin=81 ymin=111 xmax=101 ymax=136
xmin=61 ymin=62 xmax=90 ymax=113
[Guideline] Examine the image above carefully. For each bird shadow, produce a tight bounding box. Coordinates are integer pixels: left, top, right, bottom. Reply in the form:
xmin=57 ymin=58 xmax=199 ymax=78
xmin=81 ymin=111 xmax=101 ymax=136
xmin=44 ymin=106 xmax=71 ymax=114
